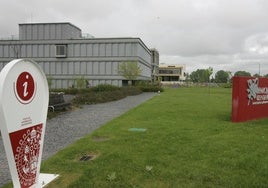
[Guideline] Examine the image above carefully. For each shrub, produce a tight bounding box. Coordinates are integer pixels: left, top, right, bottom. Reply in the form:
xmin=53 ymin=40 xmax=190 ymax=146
xmin=219 ymin=83 xmax=232 ymax=88
xmin=72 ymin=86 xmax=143 ymax=105
xmin=138 ymin=85 xmax=164 ymax=92
xmin=90 ymin=84 xmax=120 ymax=92
xmin=50 ymin=84 xmax=154 ymax=106
xmin=73 ymin=90 xmax=126 ymax=105
xmin=50 ymin=88 xmax=80 ymax=95
xmin=121 ymin=86 xmax=142 ymax=96
xmin=75 ymin=76 xmax=87 ymax=89
xmin=135 ymin=81 xmax=164 ymax=92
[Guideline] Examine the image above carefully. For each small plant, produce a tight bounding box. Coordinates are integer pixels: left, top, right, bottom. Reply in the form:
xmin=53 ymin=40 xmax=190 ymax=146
xmin=46 ymin=75 xmax=53 ymax=90
xmin=145 ymin=165 xmax=153 ymax=172
xmin=107 ymin=172 xmax=116 ymax=181
xmin=75 ymin=76 xmax=87 ymax=89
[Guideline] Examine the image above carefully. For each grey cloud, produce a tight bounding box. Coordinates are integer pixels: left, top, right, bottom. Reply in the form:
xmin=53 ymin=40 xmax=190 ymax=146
xmin=1 ymin=0 xmax=268 ymax=74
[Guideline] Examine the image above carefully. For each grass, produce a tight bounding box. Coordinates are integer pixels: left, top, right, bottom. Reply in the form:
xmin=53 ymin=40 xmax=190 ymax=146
xmin=3 ymin=87 xmax=268 ymax=187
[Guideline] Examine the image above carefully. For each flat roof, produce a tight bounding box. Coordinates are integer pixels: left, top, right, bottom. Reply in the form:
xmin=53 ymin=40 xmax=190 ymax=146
xmin=159 ymin=64 xmax=185 ymax=68
xmin=19 ymin=22 xmax=82 ymax=31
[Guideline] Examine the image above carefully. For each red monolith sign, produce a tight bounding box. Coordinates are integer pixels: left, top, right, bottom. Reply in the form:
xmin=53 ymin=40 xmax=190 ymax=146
xmin=232 ymin=76 xmax=268 ymax=122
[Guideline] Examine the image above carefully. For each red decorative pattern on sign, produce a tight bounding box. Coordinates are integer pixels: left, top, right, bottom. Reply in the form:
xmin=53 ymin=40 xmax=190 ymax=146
xmin=232 ymin=76 xmax=268 ymax=122
xmin=9 ymin=124 xmax=43 ymax=188
xmin=14 ymin=72 xmax=36 ymax=104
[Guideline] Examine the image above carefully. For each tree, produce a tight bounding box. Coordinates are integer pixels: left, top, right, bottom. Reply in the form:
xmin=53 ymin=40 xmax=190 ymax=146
xmin=118 ymin=61 xmax=142 ymax=85
xmin=215 ymin=70 xmax=229 ymax=83
xmin=234 ymin=71 xmax=251 ymax=77
xmin=185 ymin=72 xmax=191 ymax=82
xmin=253 ymin=73 xmax=261 ymax=78
xmin=190 ymin=70 xmax=199 ymax=82
xmin=206 ymin=67 xmax=213 ymax=82
xmin=190 ymin=67 xmax=213 ymax=83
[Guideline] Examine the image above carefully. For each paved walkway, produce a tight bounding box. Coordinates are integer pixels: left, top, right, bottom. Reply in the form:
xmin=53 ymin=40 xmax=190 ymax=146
xmin=0 ymin=93 xmax=156 ymax=187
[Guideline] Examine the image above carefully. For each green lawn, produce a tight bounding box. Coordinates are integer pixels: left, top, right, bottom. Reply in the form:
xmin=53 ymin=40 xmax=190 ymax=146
xmin=6 ymin=87 xmax=268 ymax=187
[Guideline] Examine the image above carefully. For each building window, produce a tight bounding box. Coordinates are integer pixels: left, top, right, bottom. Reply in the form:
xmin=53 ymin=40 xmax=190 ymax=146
xmin=159 ymin=68 xmax=182 ymax=75
xmin=55 ymin=45 xmax=67 ymax=57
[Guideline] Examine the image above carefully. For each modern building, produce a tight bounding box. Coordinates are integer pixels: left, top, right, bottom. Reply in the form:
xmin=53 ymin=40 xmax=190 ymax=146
xmin=0 ymin=22 xmax=157 ymax=88
xmin=151 ymin=48 xmax=159 ymax=82
xmin=158 ymin=63 xmax=186 ymax=83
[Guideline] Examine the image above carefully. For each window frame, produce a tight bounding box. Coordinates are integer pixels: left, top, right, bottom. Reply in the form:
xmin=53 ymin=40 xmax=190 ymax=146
xmin=55 ymin=44 xmax=67 ymax=58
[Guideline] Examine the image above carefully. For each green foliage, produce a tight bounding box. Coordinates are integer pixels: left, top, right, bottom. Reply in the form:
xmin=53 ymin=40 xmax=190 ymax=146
xmin=253 ymin=73 xmax=261 ymax=77
xmin=138 ymin=85 xmax=164 ymax=92
xmin=39 ymin=88 xmax=268 ymax=187
xmin=90 ymin=84 xmax=120 ymax=92
xmin=121 ymin=86 xmax=142 ymax=96
xmin=206 ymin=66 xmax=213 ymax=81
xmin=72 ymin=90 xmax=126 ymax=104
xmin=135 ymin=80 xmax=164 ymax=92
xmin=190 ymin=68 xmax=213 ymax=83
xmin=107 ymin=172 xmax=117 ymax=181
xmin=234 ymin=70 xmax=251 ymax=77
xmin=184 ymin=72 xmax=191 ymax=83
xmin=75 ymin=76 xmax=87 ymax=89
xmin=50 ymin=88 xmax=80 ymax=95
xmin=215 ymin=70 xmax=230 ymax=83
xmin=118 ymin=61 xmax=142 ymax=81
xmin=49 ymin=84 xmax=146 ymax=105
xmin=50 ymin=85 xmax=120 ymax=95
xmin=46 ymin=75 xmax=53 ymax=89
xmin=72 ymin=86 xmax=142 ymax=105
xmin=219 ymin=83 xmax=232 ymax=88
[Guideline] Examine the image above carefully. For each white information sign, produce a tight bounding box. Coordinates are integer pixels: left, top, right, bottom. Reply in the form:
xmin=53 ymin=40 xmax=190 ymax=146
xmin=0 ymin=59 xmax=49 ymax=188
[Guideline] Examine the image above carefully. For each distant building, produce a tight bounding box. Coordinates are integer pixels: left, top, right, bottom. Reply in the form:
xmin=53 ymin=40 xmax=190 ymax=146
xmin=151 ymin=49 xmax=159 ymax=82
xmin=158 ymin=63 xmax=186 ymax=82
xmin=0 ymin=22 xmax=158 ymax=88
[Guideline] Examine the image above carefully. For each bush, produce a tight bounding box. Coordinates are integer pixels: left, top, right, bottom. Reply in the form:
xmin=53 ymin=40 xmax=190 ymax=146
xmin=121 ymin=86 xmax=142 ymax=96
xmin=72 ymin=85 xmax=143 ymax=105
xmin=138 ymin=85 xmax=164 ymax=92
xmin=50 ymin=88 xmax=80 ymax=95
xmin=135 ymin=81 xmax=164 ymax=92
xmin=90 ymin=84 xmax=120 ymax=92
xmin=50 ymin=84 xmax=120 ymax=94
xmin=50 ymin=84 xmax=160 ymax=106
xmin=73 ymin=90 xmax=126 ymax=105
xmin=219 ymin=83 xmax=232 ymax=88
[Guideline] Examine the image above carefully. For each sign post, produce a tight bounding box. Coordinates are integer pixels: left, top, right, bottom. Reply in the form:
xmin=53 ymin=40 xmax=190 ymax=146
xmin=0 ymin=59 xmax=49 ymax=187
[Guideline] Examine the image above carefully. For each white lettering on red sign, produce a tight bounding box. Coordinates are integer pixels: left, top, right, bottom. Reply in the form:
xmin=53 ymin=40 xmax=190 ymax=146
xmin=247 ymin=78 xmax=268 ymax=105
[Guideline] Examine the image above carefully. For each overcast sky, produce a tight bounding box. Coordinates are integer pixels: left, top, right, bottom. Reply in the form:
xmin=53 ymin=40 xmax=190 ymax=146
xmin=1 ymin=0 xmax=268 ymax=76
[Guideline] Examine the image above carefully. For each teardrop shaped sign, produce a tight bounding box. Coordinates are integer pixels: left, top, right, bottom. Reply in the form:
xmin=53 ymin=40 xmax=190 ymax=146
xmin=0 ymin=59 xmax=49 ymax=188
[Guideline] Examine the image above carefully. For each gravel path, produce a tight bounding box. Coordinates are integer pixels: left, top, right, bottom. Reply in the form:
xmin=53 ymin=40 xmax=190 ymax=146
xmin=0 ymin=92 xmax=156 ymax=187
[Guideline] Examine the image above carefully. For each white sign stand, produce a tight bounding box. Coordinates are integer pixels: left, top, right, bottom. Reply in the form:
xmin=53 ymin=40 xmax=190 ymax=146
xmin=0 ymin=59 xmax=57 ymax=188
xmin=38 ymin=173 xmax=59 ymax=187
